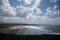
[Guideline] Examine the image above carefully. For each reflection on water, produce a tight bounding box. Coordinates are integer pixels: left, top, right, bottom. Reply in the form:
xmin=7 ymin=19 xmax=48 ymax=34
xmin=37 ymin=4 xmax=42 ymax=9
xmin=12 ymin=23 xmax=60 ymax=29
xmin=0 ymin=25 xmax=60 ymax=35
xmin=15 ymin=25 xmax=60 ymax=35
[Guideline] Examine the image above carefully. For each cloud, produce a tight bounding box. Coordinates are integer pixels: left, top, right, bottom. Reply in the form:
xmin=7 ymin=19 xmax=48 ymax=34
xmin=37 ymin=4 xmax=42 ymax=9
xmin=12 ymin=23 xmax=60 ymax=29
xmin=16 ymin=0 xmax=42 ymax=10
xmin=17 ymin=0 xmax=22 ymax=1
xmin=0 ymin=0 xmax=42 ymax=24
xmin=1 ymin=14 xmax=60 ymax=25
xmin=0 ymin=0 xmax=42 ymax=17
xmin=16 ymin=6 xmax=28 ymax=17
xmin=0 ymin=0 xmax=60 ymax=25
xmin=31 ymin=0 xmax=42 ymax=10
xmin=31 ymin=8 xmax=42 ymax=15
xmin=23 ymin=0 xmax=32 ymax=5
xmin=26 ymin=13 xmax=41 ymax=20
xmin=15 ymin=0 xmax=42 ymax=17
xmin=46 ymin=5 xmax=60 ymax=16
xmin=53 ymin=5 xmax=58 ymax=10
xmin=50 ymin=0 xmax=57 ymax=3
xmin=0 ymin=0 xmax=16 ymax=16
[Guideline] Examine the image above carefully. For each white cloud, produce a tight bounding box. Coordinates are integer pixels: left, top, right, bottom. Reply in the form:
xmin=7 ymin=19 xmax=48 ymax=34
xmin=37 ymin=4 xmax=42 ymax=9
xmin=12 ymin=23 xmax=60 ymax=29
xmin=16 ymin=0 xmax=42 ymax=10
xmin=46 ymin=7 xmax=53 ymax=15
xmin=31 ymin=8 xmax=42 ymax=15
xmin=26 ymin=13 xmax=41 ymax=21
xmin=46 ymin=5 xmax=60 ymax=16
xmin=24 ymin=12 xmax=60 ymax=25
xmin=1 ymin=15 xmax=60 ymax=25
xmin=0 ymin=0 xmax=60 ymax=25
xmin=17 ymin=0 xmax=33 ymax=5
xmin=53 ymin=5 xmax=58 ymax=10
xmin=15 ymin=0 xmax=42 ymax=17
xmin=0 ymin=0 xmax=42 ymax=16
xmin=16 ymin=6 xmax=28 ymax=17
xmin=23 ymin=0 xmax=32 ymax=5
xmin=31 ymin=0 xmax=42 ymax=10
xmin=1 ymin=0 xmax=16 ymax=16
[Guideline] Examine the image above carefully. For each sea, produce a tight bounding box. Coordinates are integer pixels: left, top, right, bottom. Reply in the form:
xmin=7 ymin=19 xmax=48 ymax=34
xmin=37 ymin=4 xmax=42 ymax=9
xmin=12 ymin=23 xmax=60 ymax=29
xmin=0 ymin=24 xmax=60 ymax=35
xmin=15 ymin=25 xmax=60 ymax=35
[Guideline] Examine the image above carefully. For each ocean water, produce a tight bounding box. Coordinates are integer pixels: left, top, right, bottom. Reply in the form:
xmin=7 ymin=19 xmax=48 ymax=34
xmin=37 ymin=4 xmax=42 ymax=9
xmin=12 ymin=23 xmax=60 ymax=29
xmin=15 ymin=25 xmax=60 ymax=35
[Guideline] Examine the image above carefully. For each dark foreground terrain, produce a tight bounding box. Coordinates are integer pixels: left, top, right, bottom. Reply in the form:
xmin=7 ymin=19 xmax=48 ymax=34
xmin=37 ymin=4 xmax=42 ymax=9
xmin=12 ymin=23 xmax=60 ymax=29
xmin=0 ymin=33 xmax=60 ymax=40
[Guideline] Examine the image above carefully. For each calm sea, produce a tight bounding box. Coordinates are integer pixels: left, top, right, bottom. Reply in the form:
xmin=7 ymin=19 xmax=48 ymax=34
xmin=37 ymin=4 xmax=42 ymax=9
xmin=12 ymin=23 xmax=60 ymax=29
xmin=15 ymin=25 xmax=60 ymax=35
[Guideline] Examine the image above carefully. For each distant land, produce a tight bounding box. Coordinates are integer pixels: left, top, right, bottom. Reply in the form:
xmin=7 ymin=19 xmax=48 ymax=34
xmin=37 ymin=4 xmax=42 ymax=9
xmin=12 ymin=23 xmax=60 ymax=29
xmin=0 ymin=23 xmax=60 ymax=26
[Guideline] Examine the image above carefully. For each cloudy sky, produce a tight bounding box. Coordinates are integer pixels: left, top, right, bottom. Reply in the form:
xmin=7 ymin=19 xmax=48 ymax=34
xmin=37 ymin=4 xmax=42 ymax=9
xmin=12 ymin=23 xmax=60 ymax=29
xmin=0 ymin=0 xmax=60 ymax=25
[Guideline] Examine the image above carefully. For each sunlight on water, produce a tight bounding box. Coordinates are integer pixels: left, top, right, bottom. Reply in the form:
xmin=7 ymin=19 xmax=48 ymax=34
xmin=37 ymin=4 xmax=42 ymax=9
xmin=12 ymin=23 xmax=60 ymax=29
xmin=24 ymin=26 xmax=45 ymax=30
xmin=15 ymin=25 xmax=60 ymax=35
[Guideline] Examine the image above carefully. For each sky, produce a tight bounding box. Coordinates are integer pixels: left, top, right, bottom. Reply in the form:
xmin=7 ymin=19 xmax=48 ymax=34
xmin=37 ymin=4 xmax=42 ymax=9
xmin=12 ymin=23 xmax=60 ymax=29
xmin=0 ymin=0 xmax=60 ymax=25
